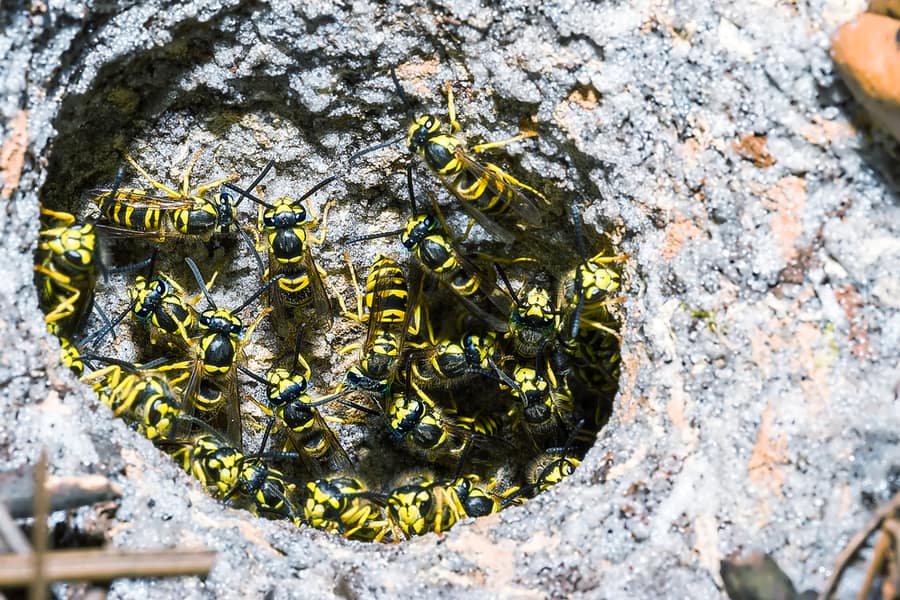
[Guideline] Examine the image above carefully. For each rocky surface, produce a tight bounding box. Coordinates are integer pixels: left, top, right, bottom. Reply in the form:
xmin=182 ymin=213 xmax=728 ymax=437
xmin=2 ymin=0 xmax=899 ymax=598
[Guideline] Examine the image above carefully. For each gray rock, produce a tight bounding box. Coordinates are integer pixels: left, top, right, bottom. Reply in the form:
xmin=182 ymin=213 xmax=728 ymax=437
xmin=2 ymin=1 xmax=898 ymax=598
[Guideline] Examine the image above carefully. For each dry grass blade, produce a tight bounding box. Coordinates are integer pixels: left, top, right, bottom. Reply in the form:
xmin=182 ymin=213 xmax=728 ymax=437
xmin=30 ymin=450 xmax=49 ymax=600
xmin=0 ymin=503 xmax=31 ymax=555
xmin=0 ymin=549 xmax=217 ymax=585
xmin=0 ymin=471 xmax=122 ymax=519
xmin=819 ymin=490 xmax=900 ymax=600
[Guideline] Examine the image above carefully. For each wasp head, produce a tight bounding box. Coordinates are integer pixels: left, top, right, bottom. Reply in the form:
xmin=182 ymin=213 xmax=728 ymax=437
xmin=407 ymin=115 xmax=440 ymax=154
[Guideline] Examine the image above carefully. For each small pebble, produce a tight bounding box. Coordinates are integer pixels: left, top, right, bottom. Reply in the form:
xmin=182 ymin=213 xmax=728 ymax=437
xmin=831 ymin=13 xmax=900 ymax=141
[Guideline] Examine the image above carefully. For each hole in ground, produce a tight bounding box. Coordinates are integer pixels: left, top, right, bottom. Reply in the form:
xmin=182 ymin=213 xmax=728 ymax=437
xmin=34 ymin=29 xmax=624 ymax=543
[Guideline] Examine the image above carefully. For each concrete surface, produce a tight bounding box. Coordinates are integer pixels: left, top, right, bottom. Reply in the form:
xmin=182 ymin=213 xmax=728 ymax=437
xmin=2 ymin=0 xmax=899 ymax=598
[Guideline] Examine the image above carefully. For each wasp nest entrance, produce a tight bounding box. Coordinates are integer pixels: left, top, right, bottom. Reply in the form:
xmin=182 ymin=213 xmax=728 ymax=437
xmin=35 ymin=39 xmax=624 ymax=542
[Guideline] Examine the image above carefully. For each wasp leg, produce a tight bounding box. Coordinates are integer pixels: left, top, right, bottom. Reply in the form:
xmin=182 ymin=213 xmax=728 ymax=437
xmin=471 ymin=132 xmax=539 ymax=154
xmin=123 ymin=152 xmax=182 ymax=198
xmin=443 ymin=81 xmax=461 ymax=134
xmin=39 ymin=207 xmax=76 ymax=224
xmin=179 ymin=149 xmax=238 ymax=198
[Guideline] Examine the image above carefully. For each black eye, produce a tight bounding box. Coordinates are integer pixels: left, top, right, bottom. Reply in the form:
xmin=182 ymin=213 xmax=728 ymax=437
xmin=219 ymin=191 xmax=233 ymax=203
xmin=425 ymin=117 xmax=434 ymax=128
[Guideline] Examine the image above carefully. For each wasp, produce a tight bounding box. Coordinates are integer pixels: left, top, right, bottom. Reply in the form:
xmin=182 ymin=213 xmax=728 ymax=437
xmin=223 ymin=161 xmax=335 ymax=337
xmin=384 ymin=364 xmax=472 ymax=466
xmin=34 ymin=208 xmax=98 ymax=336
xmin=495 ymin=361 xmax=578 ymax=450
xmin=506 ymin=283 xmax=559 ymax=359
xmin=84 ymin=250 xmax=212 ymax=351
xmin=301 ymin=476 xmax=396 ymax=542
xmin=342 ymin=254 xmax=418 ymax=398
xmin=90 ymin=149 xmax=247 ymax=245
xmin=350 ymin=166 xmax=513 ymax=331
xmin=240 ymin=330 xmax=355 ymax=478
xmin=410 ymin=331 xmax=500 ymax=391
xmin=165 ymin=257 xmax=279 ymax=449
xmin=528 ymin=453 xmax=581 ymax=494
xmin=387 ymin=474 xmax=501 ymax=538
xmin=128 ymin=269 xmax=204 ymax=348
xmin=558 ymin=203 xmax=625 ymax=341
xmin=45 ymin=322 xmax=88 ymax=376
xmin=167 ymin=426 xmax=301 ymax=521
xmin=352 ymin=73 xmax=549 ymax=244
xmin=81 ymin=356 xmax=185 ymax=442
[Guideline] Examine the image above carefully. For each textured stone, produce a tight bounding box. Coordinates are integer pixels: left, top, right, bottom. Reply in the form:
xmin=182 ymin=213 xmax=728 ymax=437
xmin=2 ymin=1 xmax=899 ymax=599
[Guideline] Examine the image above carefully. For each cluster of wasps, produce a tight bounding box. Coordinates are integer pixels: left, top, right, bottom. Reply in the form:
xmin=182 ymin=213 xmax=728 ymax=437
xmin=34 ymin=74 xmax=624 ymax=542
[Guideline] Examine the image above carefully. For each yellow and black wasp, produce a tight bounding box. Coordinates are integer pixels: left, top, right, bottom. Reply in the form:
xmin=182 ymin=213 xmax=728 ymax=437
xmin=301 ymin=476 xmax=397 ymax=542
xmin=491 ymin=357 xmax=578 ymax=451
xmin=503 ymin=278 xmax=560 ymax=360
xmin=165 ymin=257 xmax=280 ymax=449
xmin=240 ymin=329 xmax=358 ymax=478
xmin=91 ymin=149 xmax=248 ymax=244
xmin=223 ymin=161 xmax=335 ymax=338
xmin=409 ymin=330 xmax=500 ymax=391
xmin=81 ymin=355 xmax=185 ymax=442
xmin=386 ymin=473 xmax=502 ymax=539
xmin=35 ymin=207 xmax=98 ymax=336
xmin=383 ymin=359 xmax=474 ymax=466
xmin=351 ymin=69 xmax=550 ymax=243
xmin=166 ymin=423 xmax=302 ymax=522
xmin=342 ymin=254 xmax=419 ymax=398
xmin=557 ymin=203 xmax=625 ymax=341
xmin=349 ymin=166 xmax=513 ymax=331
xmin=81 ymin=249 xmax=211 ymax=351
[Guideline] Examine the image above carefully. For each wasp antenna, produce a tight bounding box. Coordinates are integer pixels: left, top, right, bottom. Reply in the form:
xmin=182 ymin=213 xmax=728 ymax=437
xmin=237 ymin=364 xmax=269 ymax=386
xmin=346 ymin=229 xmax=405 ymax=245
xmin=304 ymin=388 xmax=352 ymax=408
xmin=337 ymin=397 xmax=381 ymax=416
xmin=80 ymin=297 xmax=137 ymax=348
xmin=257 ymin=415 xmax=278 ymax=458
xmin=291 ymin=324 xmax=307 ymax=374
xmin=348 ymin=134 xmax=406 ymax=164
xmin=232 ymin=159 xmax=276 ymax=209
xmin=224 ymin=181 xmax=275 ymax=210
xmin=486 ymin=356 xmax=527 ymax=403
xmin=452 ymin=435 xmax=475 ymax=481
xmin=390 ymin=64 xmax=414 ymax=113
xmin=569 ymin=203 xmax=588 ymax=340
xmin=140 ymin=356 xmax=173 ymax=371
xmin=184 ymin=257 xmax=217 ymax=309
xmin=92 ymin=303 xmax=116 ymax=340
xmin=494 ymin=264 xmax=524 ymax=309
xmin=104 ymin=251 xmax=157 ymax=276
xmin=234 ymin=273 xmax=282 ymax=314
xmin=545 ymin=418 xmax=586 ymax=460
xmin=237 ymin=226 xmax=266 ymax=276
xmin=297 ymin=174 xmax=339 ymax=205
xmin=405 ymin=162 xmax=418 ymax=215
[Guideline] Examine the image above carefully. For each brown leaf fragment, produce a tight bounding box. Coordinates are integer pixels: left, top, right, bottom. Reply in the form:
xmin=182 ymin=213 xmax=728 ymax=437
xmin=721 ymin=553 xmax=809 ymax=600
xmin=733 ymin=133 xmax=776 ymax=167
